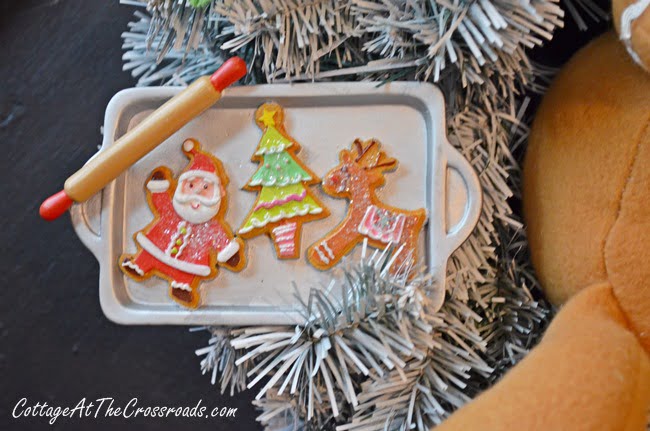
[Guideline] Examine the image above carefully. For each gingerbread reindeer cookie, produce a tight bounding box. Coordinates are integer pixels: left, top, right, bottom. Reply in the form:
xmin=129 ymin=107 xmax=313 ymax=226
xmin=238 ymin=103 xmax=329 ymax=259
xmin=119 ymin=139 xmax=246 ymax=309
xmin=308 ymin=139 xmax=427 ymax=272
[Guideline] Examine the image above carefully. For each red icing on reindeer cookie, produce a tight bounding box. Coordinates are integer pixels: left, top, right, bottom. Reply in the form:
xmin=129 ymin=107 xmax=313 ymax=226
xmin=119 ymin=139 xmax=246 ymax=309
xmin=308 ymin=139 xmax=427 ymax=272
xmin=238 ymin=103 xmax=329 ymax=259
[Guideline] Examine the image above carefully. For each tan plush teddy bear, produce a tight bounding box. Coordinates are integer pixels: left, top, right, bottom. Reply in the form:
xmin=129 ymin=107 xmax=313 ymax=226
xmin=433 ymin=4 xmax=650 ymax=430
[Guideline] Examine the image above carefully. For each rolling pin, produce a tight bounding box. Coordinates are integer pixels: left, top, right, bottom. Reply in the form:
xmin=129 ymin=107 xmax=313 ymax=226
xmin=39 ymin=57 xmax=247 ymax=221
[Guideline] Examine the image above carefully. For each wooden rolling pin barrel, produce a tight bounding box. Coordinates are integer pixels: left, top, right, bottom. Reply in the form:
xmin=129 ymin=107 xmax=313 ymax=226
xmin=39 ymin=57 xmax=247 ymax=221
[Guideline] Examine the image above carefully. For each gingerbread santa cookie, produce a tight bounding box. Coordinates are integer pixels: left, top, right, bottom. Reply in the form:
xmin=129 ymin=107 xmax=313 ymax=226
xmin=120 ymin=139 xmax=246 ymax=308
xmin=238 ymin=103 xmax=329 ymax=259
xmin=308 ymin=139 xmax=427 ymax=272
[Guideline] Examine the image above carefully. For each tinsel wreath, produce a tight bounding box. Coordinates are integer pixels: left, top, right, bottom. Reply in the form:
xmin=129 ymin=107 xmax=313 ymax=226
xmin=119 ymin=0 xmax=606 ymax=429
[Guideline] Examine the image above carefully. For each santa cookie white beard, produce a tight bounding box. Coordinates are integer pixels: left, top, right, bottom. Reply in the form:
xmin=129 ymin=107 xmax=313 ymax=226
xmin=119 ymin=138 xmax=246 ymax=309
xmin=172 ymin=178 xmax=221 ymax=225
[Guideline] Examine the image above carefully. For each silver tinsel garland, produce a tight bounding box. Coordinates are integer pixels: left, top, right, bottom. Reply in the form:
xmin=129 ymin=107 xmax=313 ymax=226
xmin=117 ymin=0 xmax=604 ymax=429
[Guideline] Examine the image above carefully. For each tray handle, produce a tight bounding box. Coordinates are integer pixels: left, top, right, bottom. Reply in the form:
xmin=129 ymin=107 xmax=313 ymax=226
xmin=441 ymin=144 xmax=482 ymax=257
xmin=70 ymin=190 xmax=104 ymax=260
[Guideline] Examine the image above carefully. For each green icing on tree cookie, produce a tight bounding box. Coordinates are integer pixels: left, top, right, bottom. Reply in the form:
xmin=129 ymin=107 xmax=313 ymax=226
xmin=239 ymin=195 xmax=324 ymax=233
xmin=248 ymin=152 xmax=312 ymax=187
xmin=255 ymin=183 xmax=307 ymax=207
xmin=254 ymin=126 xmax=293 ymax=155
xmin=239 ymin=103 xmax=328 ymax=257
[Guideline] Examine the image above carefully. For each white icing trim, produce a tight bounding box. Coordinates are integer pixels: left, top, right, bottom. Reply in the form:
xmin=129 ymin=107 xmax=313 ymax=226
xmin=254 ymin=142 xmax=292 ymax=156
xmin=621 ymin=0 xmax=650 ymax=71
xmin=183 ymin=140 xmax=195 ymax=152
xmin=165 ymin=221 xmax=184 ymax=255
xmin=272 ymin=223 xmax=297 ymax=234
xmin=358 ymin=205 xmax=405 ymax=244
xmin=248 ymin=173 xmax=312 ymax=187
xmin=165 ymin=221 xmax=191 ymax=257
xmin=238 ymin=207 xmax=322 ymax=234
xmin=314 ymin=245 xmax=330 ymax=264
xmin=275 ymin=234 xmax=295 ymax=242
xmin=321 ymin=241 xmax=335 ymax=260
xmin=176 ymin=224 xmax=191 ymax=257
xmin=122 ymin=259 xmax=144 ymax=275
xmin=171 ymin=281 xmax=192 ymax=291
xmin=358 ymin=206 xmax=373 ymax=237
xmin=136 ymin=233 xmax=211 ymax=276
xmin=178 ymin=170 xmax=219 ymax=185
xmin=217 ymin=240 xmax=240 ymax=263
xmin=147 ymin=180 xmax=170 ymax=192
xmin=278 ymin=243 xmax=296 ymax=256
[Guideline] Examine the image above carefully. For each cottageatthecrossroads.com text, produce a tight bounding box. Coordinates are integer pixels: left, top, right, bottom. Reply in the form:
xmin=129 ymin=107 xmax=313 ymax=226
xmin=12 ymin=397 xmax=238 ymax=425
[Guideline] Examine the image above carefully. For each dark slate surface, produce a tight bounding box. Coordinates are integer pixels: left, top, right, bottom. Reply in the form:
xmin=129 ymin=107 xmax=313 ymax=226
xmin=0 ymin=0 xmax=608 ymax=430
xmin=0 ymin=1 xmax=258 ymax=430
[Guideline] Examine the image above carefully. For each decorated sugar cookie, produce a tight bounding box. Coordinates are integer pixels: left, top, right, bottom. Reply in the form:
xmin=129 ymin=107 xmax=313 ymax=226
xmin=119 ymin=139 xmax=246 ymax=309
xmin=308 ymin=138 xmax=427 ymax=272
xmin=238 ymin=103 xmax=329 ymax=259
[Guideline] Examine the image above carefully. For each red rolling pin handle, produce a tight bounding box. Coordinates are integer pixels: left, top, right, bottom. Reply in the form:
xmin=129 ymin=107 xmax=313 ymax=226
xmin=40 ymin=57 xmax=247 ymax=221
xmin=40 ymin=191 xmax=75 ymax=221
xmin=211 ymin=57 xmax=246 ymax=92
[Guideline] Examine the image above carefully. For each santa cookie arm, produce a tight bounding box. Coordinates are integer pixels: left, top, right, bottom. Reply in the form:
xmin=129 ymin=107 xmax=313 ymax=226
xmin=213 ymin=224 xmax=246 ymax=271
xmin=146 ymin=168 xmax=174 ymax=215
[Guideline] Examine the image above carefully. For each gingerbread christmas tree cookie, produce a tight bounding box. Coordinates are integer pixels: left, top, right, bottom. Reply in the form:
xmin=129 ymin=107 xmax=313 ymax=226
xmin=119 ymin=139 xmax=246 ymax=308
xmin=238 ymin=103 xmax=329 ymax=259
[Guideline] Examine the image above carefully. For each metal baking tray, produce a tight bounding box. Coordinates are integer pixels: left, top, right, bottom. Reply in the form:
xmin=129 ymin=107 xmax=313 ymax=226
xmin=72 ymin=83 xmax=481 ymax=325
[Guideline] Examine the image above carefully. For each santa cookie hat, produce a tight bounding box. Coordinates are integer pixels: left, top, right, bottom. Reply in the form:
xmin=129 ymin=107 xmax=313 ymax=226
xmin=178 ymin=139 xmax=220 ymax=185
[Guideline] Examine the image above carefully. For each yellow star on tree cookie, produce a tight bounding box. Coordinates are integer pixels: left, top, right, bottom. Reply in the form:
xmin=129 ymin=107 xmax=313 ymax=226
xmin=258 ymin=107 xmax=277 ymax=127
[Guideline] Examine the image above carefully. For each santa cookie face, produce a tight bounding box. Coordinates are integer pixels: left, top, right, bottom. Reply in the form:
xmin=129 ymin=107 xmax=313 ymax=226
xmin=119 ymin=139 xmax=246 ymax=309
xmin=173 ymin=171 xmax=222 ymax=224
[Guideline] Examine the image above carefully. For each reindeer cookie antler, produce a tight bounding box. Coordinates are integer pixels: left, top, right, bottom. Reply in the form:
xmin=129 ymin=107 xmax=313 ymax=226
xmin=307 ymin=138 xmax=427 ymax=273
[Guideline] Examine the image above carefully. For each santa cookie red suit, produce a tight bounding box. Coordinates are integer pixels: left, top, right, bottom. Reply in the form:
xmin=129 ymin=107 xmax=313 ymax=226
xmin=119 ymin=138 xmax=246 ymax=308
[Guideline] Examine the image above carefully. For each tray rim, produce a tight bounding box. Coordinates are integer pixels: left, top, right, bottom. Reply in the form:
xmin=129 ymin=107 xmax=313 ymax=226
xmin=71 ymin=82 xmax=482 ymax=325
